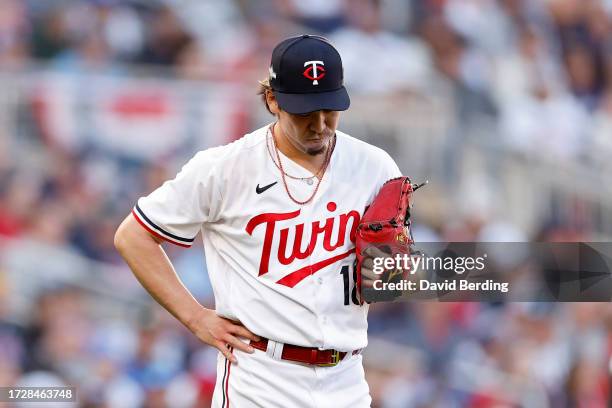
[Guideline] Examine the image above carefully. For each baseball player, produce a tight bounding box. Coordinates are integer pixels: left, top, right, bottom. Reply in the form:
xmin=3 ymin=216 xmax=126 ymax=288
xmin=114 ymin=34 xmax=401 ymax=407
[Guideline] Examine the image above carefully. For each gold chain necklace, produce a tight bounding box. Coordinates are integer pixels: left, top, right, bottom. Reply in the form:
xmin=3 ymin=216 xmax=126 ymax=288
xmin=270 ymin=124 xmax=335 ymax=205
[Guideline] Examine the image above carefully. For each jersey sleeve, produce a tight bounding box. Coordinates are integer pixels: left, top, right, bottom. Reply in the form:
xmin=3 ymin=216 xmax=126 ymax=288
xmin=378 ymin=150 xmax=402 ymax=185
xmin=132 ymin=150 xmax=221 ymax=248
xmin=384 ymin=154 xmax=402 ymax=181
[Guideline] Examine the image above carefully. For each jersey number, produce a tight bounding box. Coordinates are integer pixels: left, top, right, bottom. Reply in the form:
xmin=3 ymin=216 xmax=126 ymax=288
xmin=340 ymin=264 xmax=359 ymax=306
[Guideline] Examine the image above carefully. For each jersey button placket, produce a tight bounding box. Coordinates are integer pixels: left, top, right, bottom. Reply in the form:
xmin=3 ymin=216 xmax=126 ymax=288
xmin=318 ymin=277 xmax=327 ymax=326
xmin=312 ymin=165 xmax=334 ymax=335
xmin=302 ymin=202 xmax=328 ymax=348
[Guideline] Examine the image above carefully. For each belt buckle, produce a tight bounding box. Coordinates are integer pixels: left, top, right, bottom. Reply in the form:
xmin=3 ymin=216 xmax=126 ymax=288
xmin=317 ymin=350 xmax=340 ymax=367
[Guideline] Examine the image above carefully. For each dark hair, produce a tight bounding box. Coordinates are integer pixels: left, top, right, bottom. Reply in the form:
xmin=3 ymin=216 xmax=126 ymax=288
xmin=257 ymin=78 xmax=274 ymax=115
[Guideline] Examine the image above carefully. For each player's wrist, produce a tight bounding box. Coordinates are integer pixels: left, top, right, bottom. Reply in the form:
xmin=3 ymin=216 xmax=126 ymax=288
xmin=182 ymin=304 xmax=211 ymax=333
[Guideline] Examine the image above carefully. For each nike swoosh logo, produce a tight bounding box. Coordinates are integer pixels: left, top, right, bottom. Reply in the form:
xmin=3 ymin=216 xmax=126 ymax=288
xmin=256 ymin=181 xmax=278 ymax=194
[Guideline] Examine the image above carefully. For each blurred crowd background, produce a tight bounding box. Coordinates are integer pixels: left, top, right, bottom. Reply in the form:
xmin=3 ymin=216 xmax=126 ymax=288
xmin=1 ymin=0 xmax=611 ymax=406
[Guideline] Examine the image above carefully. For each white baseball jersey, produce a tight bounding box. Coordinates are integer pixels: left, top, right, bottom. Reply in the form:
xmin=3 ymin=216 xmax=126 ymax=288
xmin=133 ymin=123 xmax=401 ymax=351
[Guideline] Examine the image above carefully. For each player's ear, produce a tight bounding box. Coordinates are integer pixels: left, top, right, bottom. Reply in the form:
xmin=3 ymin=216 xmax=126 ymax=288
xmin=266 ymin=90 xmax=280 ymax=115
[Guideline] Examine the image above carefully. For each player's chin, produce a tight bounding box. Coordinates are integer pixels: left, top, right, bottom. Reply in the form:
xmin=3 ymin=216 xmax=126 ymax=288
xmin=306 ymin=145 xmax=326 ymax=156
xmin=304 ymin=136 xmax=330 ymax=155
xmin=298 ymin=138 xmax=320 ymax=154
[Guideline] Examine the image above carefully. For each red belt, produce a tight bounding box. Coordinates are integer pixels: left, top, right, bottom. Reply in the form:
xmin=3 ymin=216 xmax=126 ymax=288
xmin=250 ymin=338 xmax=361 ymax=367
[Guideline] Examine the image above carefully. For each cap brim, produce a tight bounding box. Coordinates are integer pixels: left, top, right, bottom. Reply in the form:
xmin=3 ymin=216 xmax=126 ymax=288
xmin=273 ymin=87 xmax=350 ymax=115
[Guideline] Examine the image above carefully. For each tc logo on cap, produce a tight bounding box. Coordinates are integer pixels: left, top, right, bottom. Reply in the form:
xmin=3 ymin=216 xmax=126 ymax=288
xmin=303 ymin=61 xmax=325 ymax=85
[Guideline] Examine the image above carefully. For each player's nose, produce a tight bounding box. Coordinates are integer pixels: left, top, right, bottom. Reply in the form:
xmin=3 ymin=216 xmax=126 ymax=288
xmin=309 ymin=111 xmax=326 ymax=133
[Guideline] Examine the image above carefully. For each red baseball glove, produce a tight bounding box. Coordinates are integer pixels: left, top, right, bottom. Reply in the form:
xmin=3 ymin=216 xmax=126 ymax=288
xmin=355 ymin=177 xmax=426 ymax=303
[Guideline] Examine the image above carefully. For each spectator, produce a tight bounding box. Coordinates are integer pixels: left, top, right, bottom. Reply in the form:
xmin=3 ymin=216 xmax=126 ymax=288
xmin=331 ymin=0 xmax=433 ymax=94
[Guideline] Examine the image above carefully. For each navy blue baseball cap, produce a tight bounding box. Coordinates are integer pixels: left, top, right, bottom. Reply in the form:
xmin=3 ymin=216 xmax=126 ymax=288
xmin=268 ymin=35 xmax=350 ymax=115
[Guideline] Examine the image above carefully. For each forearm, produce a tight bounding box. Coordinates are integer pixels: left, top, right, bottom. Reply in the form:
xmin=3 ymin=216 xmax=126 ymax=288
xmin=114 ymin=215 xmax=206 ymax=331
